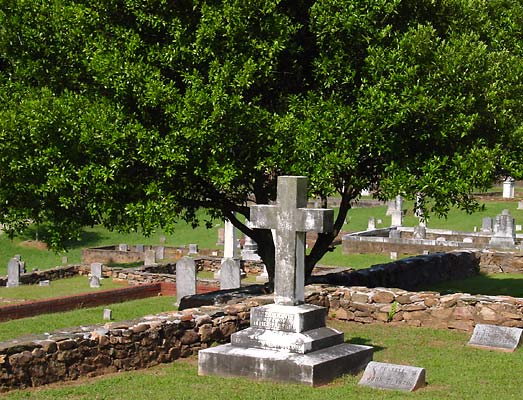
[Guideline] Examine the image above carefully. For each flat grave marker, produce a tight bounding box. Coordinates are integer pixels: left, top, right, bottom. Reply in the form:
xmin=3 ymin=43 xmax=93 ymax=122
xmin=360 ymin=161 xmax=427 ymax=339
xmin=467 ymin=324 xmax=523 ymax=352
xmin=359 ymin=361 xmax=426 ymax=392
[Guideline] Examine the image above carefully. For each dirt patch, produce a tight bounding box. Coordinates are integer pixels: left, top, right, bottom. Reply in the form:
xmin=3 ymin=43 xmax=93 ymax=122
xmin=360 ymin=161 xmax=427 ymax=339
xmin=19 ymin=240 xmax=48 ymax=250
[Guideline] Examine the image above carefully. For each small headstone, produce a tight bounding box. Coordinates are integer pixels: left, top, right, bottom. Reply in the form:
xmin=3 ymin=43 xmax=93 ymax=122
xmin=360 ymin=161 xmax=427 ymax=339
xmin=518 ymin=200 xmax=523 ymax=210
xmin=159 ymin=235 xmax=166 ymax=244
xmin=377 ymin=218 xmax=382 ymax=224
xmin=359 ymin=361 xmax=426 ymax=391
xmin=118 ymin=243 xmax=128 ymax=252
xmin=216 ymin=228 xmax=225 ymax=246
xmin=481 ymin=217 xmax=493 ymax=232
xmin=391 ymin=210 xmax=403 ymax=227
xmin=467 ymin=324 xmax=523 ymax=352
xmin=7 ymin=258 xmax=20 ymax=287
xmin=367 ymin=217 xmax=376 ymax=231
xmin=90 ymin=262 xmax=103 ymax=280
xmin=176 ymin=256 xmax=196 ymax=306
xmin=89 ymin=275 xmax=101 ymax=288
xmin=517 ymin=225 xmax=522 ymax=232
xmin=473 ymin=226 xmax=478 ymax=232
xmin=18 ymin=261 xmax=26 ymax=274
xmin=39 ymin=280 xmax=50 ymax=286
xmin=255 ymin=265 xmax=269 ymax=283
xmin=144 ymin=249 xmax=157 ymax=265
xmin=220 ymin=258 xmax=241 ymax=290
xmin=223 ymin=219 xmax=238 ymax=259
xmin=463 ymin=237 xmax=473 ymax=243
xmin=61 ymin=256 xmax=68 ymax=265
xmin=489 ymin=209 xmax=516 ymax=248
xmin=135 ymin=244 xmax=145 ymax=252
xmin=413 ymin=225 xmax=426 ymax=239
xmin=211 ymin=251 xmax=218 ymax=257
xmin=503 ymin=176 xmax=515 ymax=199
xmin=188 ymin=243 xmax=198 ymax=255
xmin=155 ymin=246 xmax=165 ymax=260
xmin=103 ymin=309 xmax=113 ymax=320
xmin=423 ymin=250 xmax=429 ymax=255
xmin=388 ymin=229 xmax=401 ymax=239
xmin=390 ymin=252 xmax=398 ymax=260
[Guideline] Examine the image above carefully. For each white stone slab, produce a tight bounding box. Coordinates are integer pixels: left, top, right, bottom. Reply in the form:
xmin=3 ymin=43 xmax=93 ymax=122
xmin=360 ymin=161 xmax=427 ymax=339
xmin=468 ymin=324 xmax=523 ymax=352
xmin=359 ymin=361 xmax=426 ymax=391
xmin=220 ymin=257 xmax=241 ymax=290
xmin=176 ymin=256 xmax=196 ymax=306
xmin=250 ymin=304 xmax=326 ymax=333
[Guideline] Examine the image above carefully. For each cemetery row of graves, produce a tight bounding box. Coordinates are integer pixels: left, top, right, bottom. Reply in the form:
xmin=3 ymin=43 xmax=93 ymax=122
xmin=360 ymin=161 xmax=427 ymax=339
xmin=1 ymin=180 xmax=523 ymax=396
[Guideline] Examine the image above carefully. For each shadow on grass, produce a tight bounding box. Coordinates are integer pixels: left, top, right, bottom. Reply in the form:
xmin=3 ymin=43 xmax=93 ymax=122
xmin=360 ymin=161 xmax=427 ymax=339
xmin=419 ymin=273 xmax=523 ymax=298
xmin=347 ymin=337 xmax=385 ymax=352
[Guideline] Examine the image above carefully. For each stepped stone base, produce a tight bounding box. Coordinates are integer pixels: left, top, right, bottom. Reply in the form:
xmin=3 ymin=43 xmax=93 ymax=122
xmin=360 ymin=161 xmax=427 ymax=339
xmin=198 ymin=303 xmax=373 ymax=386
xmin=198 ymin=342 xmax=373 ymax=386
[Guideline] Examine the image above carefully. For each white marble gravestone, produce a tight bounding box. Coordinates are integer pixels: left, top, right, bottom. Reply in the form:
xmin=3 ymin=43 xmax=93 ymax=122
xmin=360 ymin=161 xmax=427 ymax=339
xmin=6 ymin=258 xmax=20 ymax=287
xmin=220 ymin=257 xmax=241 ymax=290
xmin=503 ymin=176 xmax=515 ymax=199
xmin=90 ymin=262 xmax=102 ymax=288
xmin=359 ymin=361 xmax=426 ymax=391
xmin=198 ymin=176 xmax=373 ymax=386
xmin=144 ymin=249 xmax=156 ymax=265
xmin=468 ymin=324 xmax=523 ymax=352
xmin=489 ymin=209 xmax=516 ymax=248
xmin=176 ymin=256 xmax=196 ymax=307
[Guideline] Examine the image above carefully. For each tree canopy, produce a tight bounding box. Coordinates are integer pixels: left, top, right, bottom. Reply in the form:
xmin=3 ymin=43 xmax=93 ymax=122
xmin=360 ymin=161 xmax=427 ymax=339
xmin=1 ymin=0 xmax=523 ymax=282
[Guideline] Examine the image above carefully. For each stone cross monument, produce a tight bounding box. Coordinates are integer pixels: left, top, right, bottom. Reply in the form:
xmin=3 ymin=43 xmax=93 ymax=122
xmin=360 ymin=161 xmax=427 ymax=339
xmin=198 ymin=176 xmax=373 ymax=386
xmin=250 ymin=176 xmax=333 ymax=305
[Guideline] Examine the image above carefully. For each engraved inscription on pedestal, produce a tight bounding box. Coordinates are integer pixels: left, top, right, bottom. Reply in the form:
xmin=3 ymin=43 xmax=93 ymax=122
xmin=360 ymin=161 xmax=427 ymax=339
xmin=359 ymin=361 xmax=426 ymax=391
xmin=250 ymin=304 xmax=326 ymax=333
xmin=467 ymin=324 xmax=523 ymax=352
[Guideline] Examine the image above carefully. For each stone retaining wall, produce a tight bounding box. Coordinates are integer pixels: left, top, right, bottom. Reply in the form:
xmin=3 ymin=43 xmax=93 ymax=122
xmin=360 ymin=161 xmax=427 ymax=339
xmin=0 ymin=297 xmax=269 ymax=393
xmin=3 ymin=283 xmax=523 ymax=393
xmin=306 ymin=285 xmax=523 ymax=332
xmin=0 ymin=265 xmax=79 ymax=287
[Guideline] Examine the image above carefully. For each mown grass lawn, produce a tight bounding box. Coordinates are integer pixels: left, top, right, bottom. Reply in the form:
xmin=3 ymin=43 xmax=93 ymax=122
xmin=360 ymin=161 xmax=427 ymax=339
xmin=2 ymin=320 xmax=521 ymax=400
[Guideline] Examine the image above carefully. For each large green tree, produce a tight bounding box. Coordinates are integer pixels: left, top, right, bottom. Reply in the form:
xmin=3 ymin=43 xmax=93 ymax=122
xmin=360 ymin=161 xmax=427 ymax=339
xmin=1 ymin=0 xmax=523 ymax=283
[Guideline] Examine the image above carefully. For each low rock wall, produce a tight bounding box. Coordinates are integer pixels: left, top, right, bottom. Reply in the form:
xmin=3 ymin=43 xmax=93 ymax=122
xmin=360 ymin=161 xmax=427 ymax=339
xmin=0 ymin=299 xmax=266 ymax=392
xmin=306 ymin=285 xmax=523 ymax=331
xmin=0 ymin=265 xmax=79 ymax=287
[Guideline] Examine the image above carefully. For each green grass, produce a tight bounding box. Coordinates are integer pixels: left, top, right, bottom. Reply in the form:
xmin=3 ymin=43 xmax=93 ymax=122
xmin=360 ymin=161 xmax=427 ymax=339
xmin=317 ymin=246 xmax=394 ymax=269
xmin=0 ymin=276 xmax=128 ymax=301
xmin=422 ymin=273 xmax=523 ymax=297
xmin=3 ymin=321 xmax=521 ymax=399
xmin=0 ymin=295 xmax=177 ymax=343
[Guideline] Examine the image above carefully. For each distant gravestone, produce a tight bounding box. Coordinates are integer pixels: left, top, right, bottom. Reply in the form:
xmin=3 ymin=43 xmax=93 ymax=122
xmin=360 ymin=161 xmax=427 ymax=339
xmin=518 ymin=201 xmax=523 ymax=210
xmin=255 ymin=265 xmax=269 ymax=283
xmin=241 ymin=221 xmax=261 ymax=261
xmin=159 ymin=235 xmax=166 ymax=245
xmin=468 ymin=324 xmax=523 ymax=352
xmin=176 ymin=256 xmax=196 ymax=306
xmin=367 ymin=217 xmax=376 ymax=231
xmin=489 ymin=209 xmax=516 ymax=248
xmin=503 ymin=176 xmax=515 ymax=198
xmin=118 ymin=243 xmax=128 ymax=252
xmin=413 ymin=225 xmax=426 ymax=239
xmin=135 ymin=244 xmax=144 ymax=252
xmin=61 ymin=256 xmax=68 ymax=265
xmin=216 ymin=228 xmax=225 ymax=246
xmin=144 ymin=249 xmax=156 ymax=265
xmin=89 ymin=275 xmax=101 ymax=288
xmin=103 ymin=309 xmax=113 ymax=320
xmin=188 ymin=244 xmax=198 ymax=255
xmin=155 ymin=246 xmax=165 ymax=260
xmin=7 ymin=258 xmax=20 ymax=287
xmin=223 ymin=219 xmax=238 ymax=259
xmin=389 ymin=229 xmax=401 ymax=239
xmin=481 ymin=217 xmax=493 ymax=233
xmin=390 ymin=252 xmax=398 ymax=260
xmin=463 ymin=237 xmax=473 ymax=244
xmin=18 ymin=261 xmax=26 ymax=274
xmin=90 ymin=262 xmax=102 ymax=279
xmin=39 ymin=280 xmax=50 ymax=286
xmin=359 ymin=361 xmax=426 ymax=391
xmin=220 ymin=257 xmax=241 ymax=290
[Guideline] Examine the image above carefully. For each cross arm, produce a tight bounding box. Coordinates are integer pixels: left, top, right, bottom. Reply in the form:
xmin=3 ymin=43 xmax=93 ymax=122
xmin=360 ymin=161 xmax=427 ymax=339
xmin=250 ymin=205 xmax=278 ymax=230
xmin=297 ymin=208 xmax=334 ymax=233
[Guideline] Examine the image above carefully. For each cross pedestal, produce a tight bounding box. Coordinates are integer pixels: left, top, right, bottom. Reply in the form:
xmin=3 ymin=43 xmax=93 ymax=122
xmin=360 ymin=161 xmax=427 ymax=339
xmin=198 ymin=176 xmax=373 ymax=386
